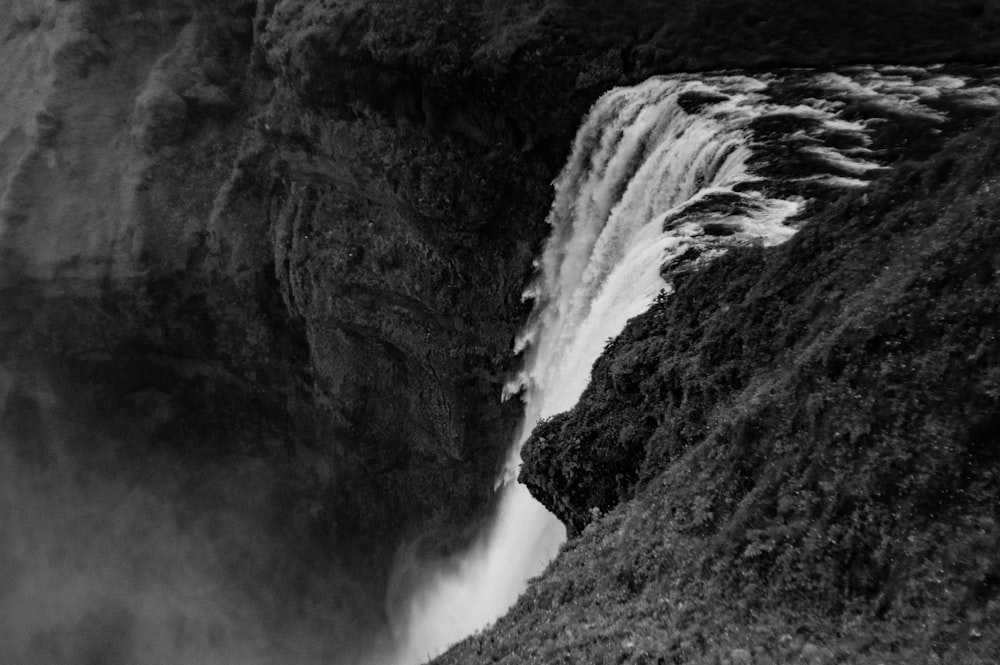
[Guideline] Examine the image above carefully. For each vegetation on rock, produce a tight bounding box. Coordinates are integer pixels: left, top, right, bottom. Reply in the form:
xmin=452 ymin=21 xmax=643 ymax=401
xmin=483 ymin=117 xmax=1000 ymax=664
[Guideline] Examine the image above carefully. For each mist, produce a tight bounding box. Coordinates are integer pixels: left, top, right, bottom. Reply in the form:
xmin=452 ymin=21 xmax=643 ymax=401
xmin=0 ymin=367 xmax=394 ymax=665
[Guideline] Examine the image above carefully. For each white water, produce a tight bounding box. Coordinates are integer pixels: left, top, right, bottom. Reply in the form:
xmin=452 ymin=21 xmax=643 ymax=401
xmin=385 ymin=68 xmax=1000 ymax=665
xmin=386 ymin=75 xmax=801 ymax=664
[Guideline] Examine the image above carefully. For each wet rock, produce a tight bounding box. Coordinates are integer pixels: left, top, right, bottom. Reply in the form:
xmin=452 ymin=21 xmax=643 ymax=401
xmin=678 ymin=90 xmax=731 ymax=114
xmin=702 ymin=222 xmax=738 ymax=237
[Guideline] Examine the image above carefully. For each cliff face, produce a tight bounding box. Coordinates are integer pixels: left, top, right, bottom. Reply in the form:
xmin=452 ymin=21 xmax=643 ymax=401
xmin=4 ymin=0 xmax=1000 ymax=661
xmin=0 ymin=0 xmax=550 ymax=594
xmin=0 ymin=4 xmax=572 ymax=657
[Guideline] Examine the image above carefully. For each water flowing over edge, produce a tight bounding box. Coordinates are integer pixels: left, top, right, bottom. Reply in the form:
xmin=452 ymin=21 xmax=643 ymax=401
xmin=384 ymin=65 xmax=1000 ymax=665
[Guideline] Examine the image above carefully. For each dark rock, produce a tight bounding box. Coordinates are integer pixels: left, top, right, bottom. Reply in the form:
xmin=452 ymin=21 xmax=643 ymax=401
xmin=678 ymin=90 xmax=731 ymax=114
xmin=702 ymin=222 xmax=738 ymax=237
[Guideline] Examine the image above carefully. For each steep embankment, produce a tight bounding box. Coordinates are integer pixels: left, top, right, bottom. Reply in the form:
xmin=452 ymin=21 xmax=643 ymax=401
xmin=3 ymin=0 xmax=1000 ymax=661
xmin=451 ymin=118 xmax=1000 ymax=664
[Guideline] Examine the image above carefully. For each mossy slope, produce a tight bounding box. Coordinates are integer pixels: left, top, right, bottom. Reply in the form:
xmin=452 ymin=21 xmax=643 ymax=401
xmin=451 ymin=117 xmax=1000 ymax=664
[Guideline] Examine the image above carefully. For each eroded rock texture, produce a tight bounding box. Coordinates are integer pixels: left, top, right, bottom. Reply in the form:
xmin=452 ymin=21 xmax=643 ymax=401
xmin=0 ymin=3 xmax=562 ymax=655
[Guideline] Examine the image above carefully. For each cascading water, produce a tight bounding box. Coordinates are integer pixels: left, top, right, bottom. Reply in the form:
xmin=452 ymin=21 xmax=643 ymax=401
xmin=387 ymin=67 xmax=1000 ymax=664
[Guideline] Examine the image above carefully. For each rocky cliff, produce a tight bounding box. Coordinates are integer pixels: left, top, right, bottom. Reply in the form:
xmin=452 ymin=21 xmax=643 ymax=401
xmin=3 ymin=0 xmax=1000 ymax=662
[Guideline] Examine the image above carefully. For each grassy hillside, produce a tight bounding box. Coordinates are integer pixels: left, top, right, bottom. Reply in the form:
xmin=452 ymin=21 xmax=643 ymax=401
xmin=444 ymin=117 xmax=1000 ymax=664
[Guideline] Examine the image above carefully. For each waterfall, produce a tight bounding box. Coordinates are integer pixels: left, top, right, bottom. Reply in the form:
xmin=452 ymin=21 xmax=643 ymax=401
xmin=386 ymin=67 xmax=1000 ymax=665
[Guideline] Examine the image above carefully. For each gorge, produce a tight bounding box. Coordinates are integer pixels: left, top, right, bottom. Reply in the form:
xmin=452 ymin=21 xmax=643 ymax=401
xmin=2 ymin=1 xmax=1000 ymax=664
